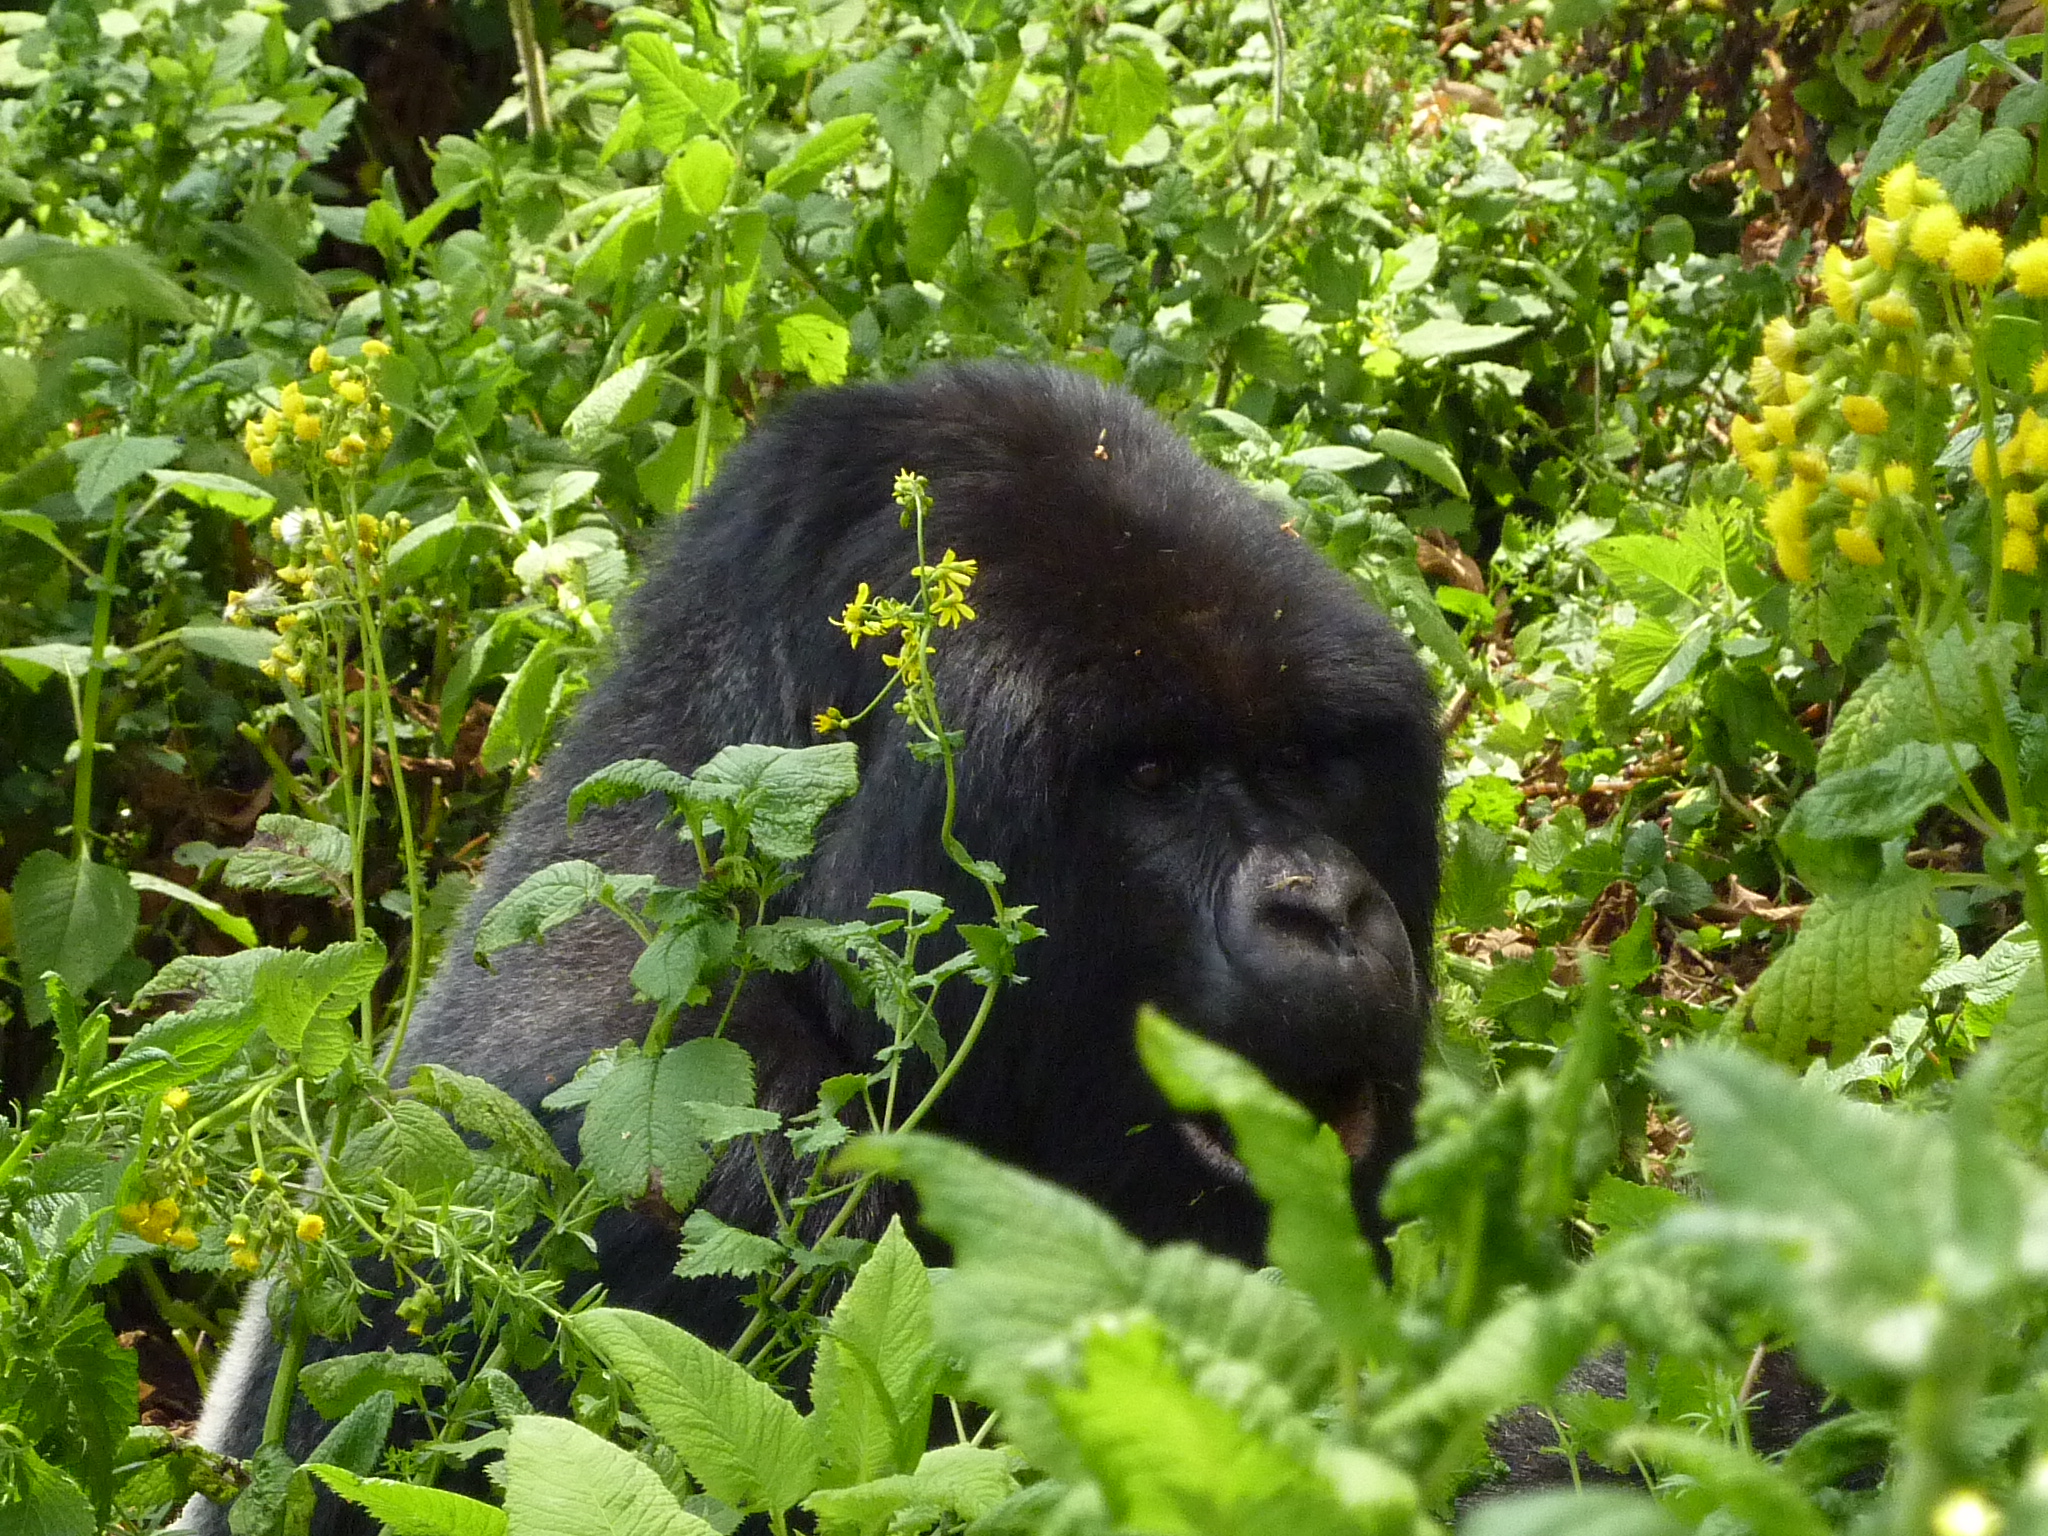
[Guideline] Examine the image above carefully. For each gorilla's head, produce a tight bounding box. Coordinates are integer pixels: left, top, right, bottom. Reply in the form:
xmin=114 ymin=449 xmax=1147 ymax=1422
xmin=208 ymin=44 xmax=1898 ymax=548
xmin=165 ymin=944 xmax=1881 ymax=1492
xmin=673 ymin=366 xmax=1442 ymax=1256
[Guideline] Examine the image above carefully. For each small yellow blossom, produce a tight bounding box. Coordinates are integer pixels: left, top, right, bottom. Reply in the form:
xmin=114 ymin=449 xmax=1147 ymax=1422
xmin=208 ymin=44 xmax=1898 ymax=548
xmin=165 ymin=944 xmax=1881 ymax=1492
xmin=1834 ymin=524 xmax=1883 ymax=566
xmin=1835 ymin=469 xmax=1878 ymax=503
xmin=1947 ymin=227 xmax=2004 ymax=287
xmin=1869 ymin=291 xmax=1918 ymax=330
xmin=1749 ymin=354 xmax=1787 ymax=405
xmin=2032 ymin=356 xmax=2048 ymax=395
xmin=1822 ymin=245 xmax=1859 ymax=320
xmin=309 ymin=344 xmax=331 ymax=373
xmin=1729 ymin=416 xmax=1765 ymax=457
xmin=1740 ymin=449 xmax=1782 ymax=484
xmin=1789 ymin=450 xmax=1829 ymax=482
xmin=1931 ymin=1484 xmax=2003 ymax=1536
xmin=2005 ymin=526 xmax=2040 ymax=574
xmin=361 ymin=337 xmax=392 ymax=359
xmin=2007 ymin=491 xmax=2039 ymax=532
xmin=1762 ymin=317 xmax=1799 ymax=370
xmin=1882 ymin=462 xmax=1916 ymax=497
xmin=2012 ymin=237 xmax=2048 ymax=298
xmin=1909 ymin=203 xmax=1962 ymax=263
xmin=162 ymin=1086 xmax=190 ymax=1112
xmin=1865 ymin=216 xmax=1899 ymax=270
xmin=296 ymin=1212 xmax=326 ymax=1242
xmin=336 ymin=376 xmax=367 ymax=405
xmin=294 ymin=412 xmax=322 ymax=442
xmin=813 ymin=707 xmax=849 ymax=735
xmin=1879 ymin=164 xmax=1921 ymax=221
xmin=1782 ymin=370 xmax=1814 ymax=403
xmin=165 ymin=1227 xmax=200 ymax=1251
xmin=230 ymin=1247 xmax=261 ymax=1273
xmin=250 ymin=445 xmax=275 ymax=477
xmin=1840 ymin=395 xmax=1889 ymax=435
xmin=1763 ymin=404 xmax=1799 ymax=445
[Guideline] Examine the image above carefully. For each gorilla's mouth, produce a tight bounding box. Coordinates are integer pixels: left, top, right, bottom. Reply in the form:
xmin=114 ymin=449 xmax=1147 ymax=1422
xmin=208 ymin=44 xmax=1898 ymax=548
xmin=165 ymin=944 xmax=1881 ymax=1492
xmin=1174 ymin=1084 xmax=1377 ymax=1185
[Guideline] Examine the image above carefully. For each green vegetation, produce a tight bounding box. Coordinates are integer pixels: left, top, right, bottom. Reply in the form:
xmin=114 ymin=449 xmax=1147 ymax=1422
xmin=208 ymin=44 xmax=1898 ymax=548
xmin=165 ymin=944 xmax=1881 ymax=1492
xmin=7 ymin=0 xmax=2048 ymax=1531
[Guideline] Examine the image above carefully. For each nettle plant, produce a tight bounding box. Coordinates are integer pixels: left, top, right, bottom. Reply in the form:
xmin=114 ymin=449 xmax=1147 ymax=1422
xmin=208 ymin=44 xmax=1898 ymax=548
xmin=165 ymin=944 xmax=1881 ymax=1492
xmin=1721 ymin=40 xmax=2048 ymax=1077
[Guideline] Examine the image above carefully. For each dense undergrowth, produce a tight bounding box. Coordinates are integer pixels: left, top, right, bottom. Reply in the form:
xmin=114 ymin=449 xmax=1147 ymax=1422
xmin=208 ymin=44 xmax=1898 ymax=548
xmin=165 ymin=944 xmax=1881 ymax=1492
xmin=7 ymin=0 xmax=2048 ymax=1530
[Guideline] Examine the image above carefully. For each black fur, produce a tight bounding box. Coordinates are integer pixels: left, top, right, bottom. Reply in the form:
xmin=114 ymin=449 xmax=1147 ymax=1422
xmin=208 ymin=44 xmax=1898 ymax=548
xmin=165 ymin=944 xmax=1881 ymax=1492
xmin=187 ymin=363 xmax=1440 ymax=1530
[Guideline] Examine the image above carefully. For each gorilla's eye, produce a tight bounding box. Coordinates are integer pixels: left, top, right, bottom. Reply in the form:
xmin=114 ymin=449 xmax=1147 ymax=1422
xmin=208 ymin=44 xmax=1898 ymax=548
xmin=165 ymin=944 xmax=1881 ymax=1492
xmin=1126 ymin=756 xmax=1178 ymax=793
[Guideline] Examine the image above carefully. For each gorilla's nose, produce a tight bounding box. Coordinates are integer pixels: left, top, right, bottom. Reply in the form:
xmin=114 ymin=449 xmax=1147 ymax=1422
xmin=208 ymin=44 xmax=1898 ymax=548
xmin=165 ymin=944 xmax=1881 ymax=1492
xmin=1231 ymin=841 xmax=1387 ymax=961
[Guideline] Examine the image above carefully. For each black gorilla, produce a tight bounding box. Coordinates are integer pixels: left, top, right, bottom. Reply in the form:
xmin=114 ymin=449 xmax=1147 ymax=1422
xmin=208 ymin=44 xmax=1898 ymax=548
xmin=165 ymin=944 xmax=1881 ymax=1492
xmin=190 ymin=363 xmax=1441 ymax=1527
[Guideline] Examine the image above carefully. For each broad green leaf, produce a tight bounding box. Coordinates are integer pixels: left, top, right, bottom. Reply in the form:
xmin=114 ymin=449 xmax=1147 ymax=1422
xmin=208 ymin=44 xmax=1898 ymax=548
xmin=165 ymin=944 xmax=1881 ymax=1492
xmin=1369 ymin=428 xmax=1466 ymax=497
xmin=198 ymin=219 xmax=331 ymax=318
xmin=568 ymin=758 xmax=695 ymax=822
xmin=306 ymin=1465 xmax=506 ymax=1536
xmin=1136 ymin=1009 xmax=1393 ymax=1362
xmin=630 ymin=915 xmax=738 ymax=1008
xmin=623 ymin=34 xmax=742 ymax=152
xmin=0 ymin=642 xmax=114 ymax=687
xmin=904 ymin=170 xmax=970 ymax=280
xmin=668 ymin=137 xmax=733 ymax=217
xmin=1078 ymin=45 xmax=1170 ymax=158
xmin=503 ymin=1415 xmax=718 ymax=1536
xmin=674 ymin=1208 xmax=785 ymax=1279
xmin=1742 ymin=873 xmax=1939 ymax=1065
xmin=479 ymin=638 xmax=562 ymax=773
xmin=1783 ymin=741 xmax=1974 ymax=845
xmin=223 ymin=813 xmax=355 ymax=897
xmin=1936 ymin=122 xmax=2033 ymax=214
xmin=1463 ymin=1489 xmax=1684 ymax=1536
xmin=1587 ymin=534 xmax=1713 ymax=616
xmin=336 ymin=1100 xmax=473 ymax=1199
xmin=306 ymin=1391 xmax=396 ymax=1476
xmin=386 ymin=509 xmax=496 ymax=588
xmin=777 ymin=312 xmax=851 ymax=385
xmin=1282 ymin=446 xmax=1380 ymax=474
xmin=474 ymin=860 xmax=610 ymax=961
xmin=299 ymin=1350 xmax=455 ymax=1419
xmin=174 ymin=622 xmax=283 ymax=670
xmin=0 ymin=233 xmax=203 ymax=322
xmin=691 ymin=742 xmax=860 ymax=863
xmin=1862 ymin=47 xmax=1970 ymax=191
xmin=1816 ymin=624 xmax=2022 ymax=776
xmin=241 ymin=935 xmax=386 ymax=1073
xmin=127 ymin=870 xmax=257 ymax=948
xmin=805 ymin=1446 xmax=1020 ymax=1536
xmin=1393 ymin=318 xmax=1526 ymax=363
xmin=578 ymin=1038 xmax=757 ymax=1207
xmin=565 ymin=357 xmax=662 ymax=444
xmin=0 ymin=1444 xmax=94 ymax=1536
xmin=812 ymin=1218 xmax=939 ymax=1485
xmin=408 ymin=1064 xmax=573 ymax=1185
xmin=573 ymin=1308 xmax=819 ymax=1513
xmin=965 ymin=121 xmax=1037 ymax=233
xmin=0 ymin=509 xmax=91 ymax=573
xmin=766 ymin=114 xmax=875 ymax=194
xmin=66 ymin=433 xmax=181 ymax=517
xmin=10 ymin=850 xmax=139 ymax=1013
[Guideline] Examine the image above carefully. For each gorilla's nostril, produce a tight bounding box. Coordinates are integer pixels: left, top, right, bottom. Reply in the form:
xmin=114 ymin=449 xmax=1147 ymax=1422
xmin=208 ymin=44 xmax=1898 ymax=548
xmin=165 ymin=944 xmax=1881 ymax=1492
xmin=1257 ymin=867 xmax=1370 ymax=954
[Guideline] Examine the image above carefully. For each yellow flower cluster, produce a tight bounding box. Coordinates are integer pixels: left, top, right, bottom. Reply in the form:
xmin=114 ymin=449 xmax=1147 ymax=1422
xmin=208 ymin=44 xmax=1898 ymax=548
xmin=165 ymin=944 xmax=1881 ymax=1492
xmin=242 ymin=339 xmax=396 ymax=478
xmin=222 ymin=1215 xmax=261 ymax=1273
xmin=118 ymin=1195 xmax=199 ymax=1250
xmin=1971 ymin=404 xmax=2048 ymax=575
xmin=1727 ymin=162 xmax=2029 ymax=581
xmin=249 ymin=510 xmax=412 ymax=685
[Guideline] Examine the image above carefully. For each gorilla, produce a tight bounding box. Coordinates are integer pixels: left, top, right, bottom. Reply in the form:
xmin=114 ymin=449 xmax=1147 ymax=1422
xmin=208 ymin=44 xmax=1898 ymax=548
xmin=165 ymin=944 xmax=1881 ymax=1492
xmin=189 ymin=362 xmax=1441 ymax=1529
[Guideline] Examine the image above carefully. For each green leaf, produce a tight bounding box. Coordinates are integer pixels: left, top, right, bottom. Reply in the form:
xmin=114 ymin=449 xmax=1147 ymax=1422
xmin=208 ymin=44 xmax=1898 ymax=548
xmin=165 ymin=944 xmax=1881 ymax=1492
xmin=1783 ymin=741 xmax=1975 ymax=844
xmin=1608 ymin=1428 xmax=1828 ymax=1536
xmin=805 ymin=1447 xmax=1020 ymax=1536
xmin=578 ymin=1039 xmax=758 ymax=1207
xmin=198 ymin=219 xmax=331 ymax=318
xmin=1463 ymin=1489 xmax=1685 ymax=1536
xmin=174 ymin=622 xmax=283 ymax=671
xmin=766 ymin=114 xmax=875 ymax=194
xmin=0 ymin=642 xmax=109 ymax=687
xmin=573 ymin=1309 xmax=820 ymax=1513
xmin=624 ymin=34 xmax=742 ymax=153
xmin=668 ymin=137 xmax=734 ymax=217
xmin=813 ymin=1217 xmax=939 ymax=1485
xmin=777 ymin=312 xmax=852 ymax=386
xmin=0 ymin=1444 xmax=95 ymax=1536
xmin=67 ymin=433 xmax=182 ymax=517
xmin=1078 ymin=44 xmax=1170 ymax=158
xmin=146 ymin=468 xmax=278 ymax=524
xmin=10 ymin=850 xmax=139 ymax=1011
xmin=127 ymin=870 xmax=257 ymax=948
xmin=1862 ymin=47 xmax=1970 ymax=192
xmin=1587 ymin=534 xmax=1713 ymax=616
xmin=0 ymin=510 xmax=90 ymax=574
xmin=691 ymin=742 xmax=861 ymax=863
xmin=306 ymin=1465 xmax=506 ymax=1536
xmin=566 ymin=357 xmax=663 ymax=444
xmin=1393 ymin=318 xmax=1527 ymax=363
xmin=904 ymin=169 xmax=970 ymax=280
xmin=674 ymin=1209 xmax=785 ymax=1279
xmin=408 ymin=1064 xmax=574 ymax=1185
xmin=1369 ymin=428 xmax=1467 ymax=497
xmin=1282 ymin=445 xmax=1380 ymax=473
xmin=502 ymin=1415 xmax=719 ymax=1536
xmin=0 ymin=234 xmax=204 ymax=322
xmin=386 ymin=508 xmax=496 ymax=588
xmin=1935 ymin=123 xmax=2033 ymax=214
xmin=1135 ymin=1009 xmax=1394 ymax=1362
xmin=336 ymin=1100 xmax=473 ymax=1199
xmin=474 ymin=859 xmax=610 ymax=961
xmin=480 ymin=638 xmax=563 ymax=773
xmin=965 ymin=122 xmax=1037 ymax=234
xmin=1816 ymin=624 xmax=2022 ymax=776
xmin=1742 ymin=872 xmax=1939 ymax=1065
xmin=299 ymin=1350 xmax=455 ymax=1419
xmin=223 ymin=813 xmax=355 ymax=897
xmin=307 ymin=1391 xmax=396 ymax=1475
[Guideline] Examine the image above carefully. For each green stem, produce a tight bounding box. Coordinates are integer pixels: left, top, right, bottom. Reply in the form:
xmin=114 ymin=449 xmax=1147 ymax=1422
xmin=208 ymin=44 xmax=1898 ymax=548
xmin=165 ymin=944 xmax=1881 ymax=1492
xmin=690 ymin=227 xmax=728 ymax=501
xmin=72 ymin=494 xmax=133 ymax=859
xmin=506 ymin=0 xmax=552 ymax=139
xmin=262 ymin=1304 xmax=310 ymax=1448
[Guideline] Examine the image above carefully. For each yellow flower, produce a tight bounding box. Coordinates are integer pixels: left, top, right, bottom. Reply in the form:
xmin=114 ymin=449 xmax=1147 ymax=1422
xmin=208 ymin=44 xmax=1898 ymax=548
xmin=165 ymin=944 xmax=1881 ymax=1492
xmin=1880 ymin=164 xmax=1921 ymax=220
xmin=1749 ymin=354 xmax=1786 ymax=405
xmin=1869 ymin=291 xmax=1918 ymax=330
xmin=1729 ymin=416 xmax=1765 ymax=457
xmin=1865 ymin=217 xmax=1899 ymax=270
xmin=165 ymin=1227 xmax=200 ymax=1251
xmin=1931 ymin=1490 xmax=2002 ymax=1536
xmin=1822 ymin=245 xmax=1859 ymax=319
xmin=230 ymin=1247 xmax=261 ymax=1273
xmin=361 ymin=337 xmax=392 ymax=359
xmin=1840 ymin=394 xmax=1888 ymax=435
xmin=336 ymin=376 xmax=367 ymax=404
xmin=1776 ymin=534 xmax=1813 ymax=582
xmin=1834 ymin=524 xmax=1883 ymax=566
xmin=308 ymin=344 xmax=330 ymax=373
xmin=1834 ymin=468 xmax=1878 ymax=502
xmin=1947 ymin=227 xmax=2004 ymax=287
xmin=1909 ymin=203 xmax=1962 ymax=263
xmin=813 ymin=707 xmax=848 ymax=735
xmin=161 ymin=1086 xmax=190 ymax=1112
xmin=1762 ymin=317 xmax=1799 ymax=370
xmin=2032 ymin=355 xmax=2048 ymax=395
xmin=1782 ymin=370 xmax=1814 ymax=403
xmin=281 ymin=381 xmax=306 ymax=417
xmin=1973 ymin=437 xmax=1994 ymax=486
xmin=1789 ymin=450 xmax=1829 ymax=482
xmin=2024 ymin=416 xmax=2048 ymax=474
xmin=294 ymin=412 xmax=322 ymax=442
xmin=2011 ymin=525 xmax=2047 ymax=575
xmin=250 ymin=445 xmax=275 ymax=477
xmin=2012 ymin=237 xmax=2048 ymax=298
xmin=1740 ymin=448 xmax=1782 ymax=485
xmin=1763 ymin=478 xmax=1815 ymax=542
xmin=296 ymin=1212 xmax=326 ymax=1242
xmin=1762 ymin=404 xmax=1799 ymax=445
xmin=1883 ymin=461 xmax=1916 ymax=497
xmin=2007 ymin=491 xmax=2039 ymax=532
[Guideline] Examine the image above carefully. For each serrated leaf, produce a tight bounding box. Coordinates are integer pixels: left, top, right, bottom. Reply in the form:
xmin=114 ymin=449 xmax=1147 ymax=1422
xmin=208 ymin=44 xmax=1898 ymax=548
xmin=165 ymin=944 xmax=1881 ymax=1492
xmin=479 ymin=638 xmax=562 ymax=773
xmin=306 ymin=1465 xmax=507 ymax=1536
xmin=623 ymin=34 xmax=742 ymax=153
xmin=1862 ymin=48 xmax=1970 ymax=191
xmin=1742 ymin=873 xmax=1940 ymax=1065
xmin=1936 ymin=124 xmax=2033 ymax=215
xmin=578 ymin=1038 xmax=756 ymax=1207
xmin=146 ymin=468 xmax=276 ymax=521
xmin=566 ymin=357 xmax=662 ymax=444
xmin=474 ymin=860 xmax=610 ymax=962
xmin=777 ymin=312 xmax=851 ymax=386
xmin=1393 ymin=318 xmax=1527 ymax=363
xmin=503 ymin=1415 xmax=719 ymax=1536
xmin=0 ymin=233 xmax=204 ymax=322
xmin=0 ymin=510 xmax=88 ymax=574
xmin=299 ymin=1350 xmax=456 ymax=1419
xmin=10 ymin=851 xmax=138 ymax=1012
xmin=1369 ymin=427 xmax=1467 ymax=497
xmin=1078 ymin=45 xmax=1169 ymax=157
xmin=337 ymin=1100 xmax=473 ymax=1199
xmin=805 ymin=1446 xmax=1020 ymax=1536
xmin=1587 ymin=534 xmax=1712 ymax=615
xmin=198 ymin=219 xmax=332 ymax=318
xmin=812 ymin=1218 xmax=938 ymax=1486
xmin=674 ymin=1209 xmax=785 ymax=1279
xmin=1782 ymin=740 xmax=1976 ymax=844
xmin=692 ymin=742 xmax=861 ymax=863
xmin=1816 ymin=625 xmax=2022 ymax=776
xmin=223 ymin=813 xmax=354 ymax=896
xmin=573 ymin=1309 xmax=819 ymax=1513
xmin=407 ymin=1063 xmax=574 ymax=1186
xmin=766 ymin=114 xmax=875 ymax=194
xmin=66 ymin=433 xmax=182 ymax=517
